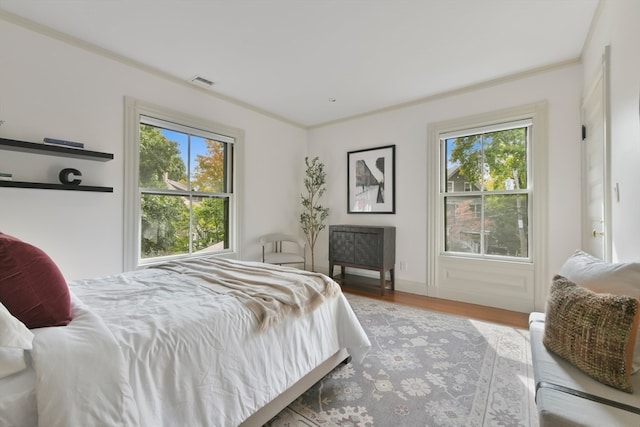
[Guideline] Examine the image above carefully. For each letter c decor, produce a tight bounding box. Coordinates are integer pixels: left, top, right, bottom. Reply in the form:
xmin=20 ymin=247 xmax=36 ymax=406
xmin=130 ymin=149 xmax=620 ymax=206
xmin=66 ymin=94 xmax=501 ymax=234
xmin=59 ymin=168 xmax=82 ymax=185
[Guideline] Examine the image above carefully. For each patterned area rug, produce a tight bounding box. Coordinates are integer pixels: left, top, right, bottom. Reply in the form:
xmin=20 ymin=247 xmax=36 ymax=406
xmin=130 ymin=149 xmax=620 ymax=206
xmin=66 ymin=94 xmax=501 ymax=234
xmin=266 ymin=293 xmax=537 ymax=427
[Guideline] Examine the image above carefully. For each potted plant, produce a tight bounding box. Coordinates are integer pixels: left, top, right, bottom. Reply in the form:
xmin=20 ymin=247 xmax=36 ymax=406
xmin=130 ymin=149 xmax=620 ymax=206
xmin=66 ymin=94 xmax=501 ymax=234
xmin=300 ymin=156 xmax=329 ymax=272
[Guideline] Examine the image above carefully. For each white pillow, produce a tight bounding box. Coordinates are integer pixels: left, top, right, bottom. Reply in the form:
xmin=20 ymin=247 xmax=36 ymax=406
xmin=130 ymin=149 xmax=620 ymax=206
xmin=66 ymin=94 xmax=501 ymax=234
xmin=558 ymin=250 xmax=640 ymax=373
xmin=559 ymin=250 xmax=640 ymax=298
xmin=0 ymin=301 xmax=33 ymax=349
xmin=0 ymin=347 xmax=27 ymax=378
xmin=0 ymin=302 xmax=33 ymax=378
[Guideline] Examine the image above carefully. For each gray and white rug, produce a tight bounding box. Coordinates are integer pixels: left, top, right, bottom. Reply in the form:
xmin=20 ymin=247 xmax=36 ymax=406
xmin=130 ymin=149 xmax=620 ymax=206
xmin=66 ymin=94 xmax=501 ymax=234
xmin=266 ymin=293 xmax=537 ymax=426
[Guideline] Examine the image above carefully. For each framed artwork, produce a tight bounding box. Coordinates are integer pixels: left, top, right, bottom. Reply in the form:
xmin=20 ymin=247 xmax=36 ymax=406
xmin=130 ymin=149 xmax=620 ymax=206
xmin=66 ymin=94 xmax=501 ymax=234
xmin=347 ymin=144 xmax=395 ymax=214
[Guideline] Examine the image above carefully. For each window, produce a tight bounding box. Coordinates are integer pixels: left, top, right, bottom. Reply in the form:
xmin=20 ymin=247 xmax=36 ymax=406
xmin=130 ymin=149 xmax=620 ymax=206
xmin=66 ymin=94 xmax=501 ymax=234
xmin=427 ymin=102 xmax=547 ymax=312
xmin=125 ymin=98 xmax=243 ymax=269
xmin=138 ymin=116 xmax=234 ymax=261
xmin=441 ymin=119 xmax=531 ymax=258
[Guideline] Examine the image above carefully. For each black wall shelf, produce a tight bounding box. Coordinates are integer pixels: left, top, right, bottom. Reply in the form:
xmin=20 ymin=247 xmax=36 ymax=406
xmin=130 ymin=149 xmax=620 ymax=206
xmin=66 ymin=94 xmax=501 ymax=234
xmin=0 ymin=180 xmax=113 ymax=193
xmin=0 ymin=137 xmax=114 ymax=192
xmin=0 ymin=137 xmax=113 ymax=161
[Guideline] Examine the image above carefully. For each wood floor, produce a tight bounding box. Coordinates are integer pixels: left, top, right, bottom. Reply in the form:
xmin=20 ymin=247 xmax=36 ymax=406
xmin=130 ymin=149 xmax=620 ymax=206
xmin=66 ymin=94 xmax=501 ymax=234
xmin=341 ymin=287 xmax=530 ymax=329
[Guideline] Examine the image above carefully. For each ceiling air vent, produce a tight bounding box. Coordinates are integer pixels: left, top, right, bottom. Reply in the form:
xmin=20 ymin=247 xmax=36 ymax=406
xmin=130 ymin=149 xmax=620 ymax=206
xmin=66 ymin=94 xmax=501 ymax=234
xmin=190 ymin=75 xmax=215 ymax=88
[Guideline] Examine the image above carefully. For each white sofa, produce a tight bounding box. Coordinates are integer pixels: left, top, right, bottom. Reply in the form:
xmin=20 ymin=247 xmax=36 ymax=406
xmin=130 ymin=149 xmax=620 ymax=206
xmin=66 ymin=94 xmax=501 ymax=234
xmin=529 ymin=251 xmax=640 ymax=426
xmin=529 ymin=312 xmax=640 ymax=426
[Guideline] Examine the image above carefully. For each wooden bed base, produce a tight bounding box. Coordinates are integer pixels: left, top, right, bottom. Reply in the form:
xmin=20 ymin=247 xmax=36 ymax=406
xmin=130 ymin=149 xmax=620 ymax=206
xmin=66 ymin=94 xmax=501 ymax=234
xmin=239 ymin=348 xmax=351 ymax=427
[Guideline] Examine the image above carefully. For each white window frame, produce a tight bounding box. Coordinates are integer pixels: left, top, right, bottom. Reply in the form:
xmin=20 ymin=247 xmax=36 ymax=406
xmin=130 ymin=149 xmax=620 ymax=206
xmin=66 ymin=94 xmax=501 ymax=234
xmin=441 ymin=118 xmax=533 ymax=260
xmin=124 ymin=97 xmax=244 ymax=270
xmin=427 ymin=102 xmax=548 ymax=313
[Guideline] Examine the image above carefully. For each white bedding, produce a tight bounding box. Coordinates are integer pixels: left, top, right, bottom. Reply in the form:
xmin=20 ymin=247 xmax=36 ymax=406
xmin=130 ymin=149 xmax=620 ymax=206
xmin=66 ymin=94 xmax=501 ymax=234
xmin=31 ymin=295 xmax=140 ymax=427
xmin=0 ymin=356 xmax=36 ymax=427
xmin=1 ymin=257 xmax=370 ymax=427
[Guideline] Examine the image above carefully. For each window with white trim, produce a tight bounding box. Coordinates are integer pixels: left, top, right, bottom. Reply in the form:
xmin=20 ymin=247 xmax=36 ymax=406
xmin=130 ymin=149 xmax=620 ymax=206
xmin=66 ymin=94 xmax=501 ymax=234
xmin=441 ymin=119 xmax=531 ymax=258
xmin=138 ymin=116 xmax=234 ymax=261
xmin=124 ymin=98 xmax=241 ymax=269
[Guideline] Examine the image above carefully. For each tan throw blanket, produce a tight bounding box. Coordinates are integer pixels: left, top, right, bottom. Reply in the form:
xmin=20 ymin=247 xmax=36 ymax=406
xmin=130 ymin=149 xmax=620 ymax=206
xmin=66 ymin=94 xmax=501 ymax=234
xmin=150 ymin=257 xmax=341 ymax=330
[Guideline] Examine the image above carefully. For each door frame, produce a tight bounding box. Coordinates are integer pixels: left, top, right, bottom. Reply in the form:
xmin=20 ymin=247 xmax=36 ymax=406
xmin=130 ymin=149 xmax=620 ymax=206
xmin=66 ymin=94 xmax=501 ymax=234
xmin=581 ymin=46 xmax=612 ymax=261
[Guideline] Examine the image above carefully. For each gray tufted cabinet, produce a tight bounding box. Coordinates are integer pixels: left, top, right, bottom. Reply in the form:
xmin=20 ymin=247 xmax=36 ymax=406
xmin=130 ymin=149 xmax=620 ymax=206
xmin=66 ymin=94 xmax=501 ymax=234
xmin=328 ymin=225 xmax=396 ymax=295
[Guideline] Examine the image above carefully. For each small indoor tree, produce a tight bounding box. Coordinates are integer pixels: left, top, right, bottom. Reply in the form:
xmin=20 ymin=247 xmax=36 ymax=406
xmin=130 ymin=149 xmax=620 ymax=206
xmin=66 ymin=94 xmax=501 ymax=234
xmin=300 ymin=156 xmax=329 ymax=272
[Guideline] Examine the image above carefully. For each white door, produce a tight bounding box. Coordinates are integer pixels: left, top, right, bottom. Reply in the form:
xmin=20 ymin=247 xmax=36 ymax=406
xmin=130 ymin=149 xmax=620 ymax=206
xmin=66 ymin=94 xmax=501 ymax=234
xmin=581 ymin=47 xmax=611 ymax=261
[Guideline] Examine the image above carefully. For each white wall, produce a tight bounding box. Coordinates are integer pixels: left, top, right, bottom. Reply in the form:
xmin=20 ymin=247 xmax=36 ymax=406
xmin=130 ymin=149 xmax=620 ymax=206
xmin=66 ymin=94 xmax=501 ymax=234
xmin=308 ymin=64 xmax=584 ymax=308
xmin=582 ymin=0 xmax=640 ymax=262
xmin=0 ymin=18 xmax=307 ymax=280
xmin=5 ymin=3 xmax=636 ymax=312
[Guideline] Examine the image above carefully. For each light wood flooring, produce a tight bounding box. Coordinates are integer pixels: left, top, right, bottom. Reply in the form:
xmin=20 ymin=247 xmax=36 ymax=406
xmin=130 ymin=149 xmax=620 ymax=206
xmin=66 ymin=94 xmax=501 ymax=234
xmin=341 ymin=287 xmax=529 ymax=330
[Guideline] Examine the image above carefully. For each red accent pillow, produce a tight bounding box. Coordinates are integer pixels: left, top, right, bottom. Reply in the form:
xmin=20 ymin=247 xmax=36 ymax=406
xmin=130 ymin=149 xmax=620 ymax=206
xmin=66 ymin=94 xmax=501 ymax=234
xmin=0 ymin=233 xmax=72 ymax=328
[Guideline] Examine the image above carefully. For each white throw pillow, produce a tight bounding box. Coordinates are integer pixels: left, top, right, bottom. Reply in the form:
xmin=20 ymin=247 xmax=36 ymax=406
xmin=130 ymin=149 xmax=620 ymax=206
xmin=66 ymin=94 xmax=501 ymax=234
xmin=559 ymin=250 xmax=640 ymax=299
xmin=558 ymin=250 xmax=640 ymax=373
xmin=0 ymin=347 xmax=27 ymax=378
xmin=0 ymin=302 xmax=33 ymax=378
xmin=0 ymin=301 xmax=33 ymax=349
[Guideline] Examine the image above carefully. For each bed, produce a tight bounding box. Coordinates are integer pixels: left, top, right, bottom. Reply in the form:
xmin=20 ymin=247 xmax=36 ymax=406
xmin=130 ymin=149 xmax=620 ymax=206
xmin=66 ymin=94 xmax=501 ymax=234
xmin=0 ymin=233 xmax=371 ymax=427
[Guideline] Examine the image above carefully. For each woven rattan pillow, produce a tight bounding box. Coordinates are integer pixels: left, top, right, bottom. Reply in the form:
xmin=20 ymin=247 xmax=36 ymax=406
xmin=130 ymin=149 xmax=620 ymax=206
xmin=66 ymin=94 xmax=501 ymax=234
xmin=559 ymin=250 xmax=640 ymax=373
xmin=543 ymin=275 xmax=640 ymax=393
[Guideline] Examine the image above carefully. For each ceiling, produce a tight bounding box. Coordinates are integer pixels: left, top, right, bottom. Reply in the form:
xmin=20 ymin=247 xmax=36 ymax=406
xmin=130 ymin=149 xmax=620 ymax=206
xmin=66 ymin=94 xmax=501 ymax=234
xmin=0 ymin=0 xmax=599 ymax=128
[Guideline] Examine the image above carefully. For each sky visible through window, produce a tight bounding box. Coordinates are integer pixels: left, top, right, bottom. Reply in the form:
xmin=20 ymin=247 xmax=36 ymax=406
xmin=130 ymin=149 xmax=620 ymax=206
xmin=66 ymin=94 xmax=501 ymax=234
xmin=446 ymin=138 xmax=459 ymax=169
xmin=161 ymin=129 xmax=208 ymax=178
xmin=446 ymin=136 xmax=493 ymax=173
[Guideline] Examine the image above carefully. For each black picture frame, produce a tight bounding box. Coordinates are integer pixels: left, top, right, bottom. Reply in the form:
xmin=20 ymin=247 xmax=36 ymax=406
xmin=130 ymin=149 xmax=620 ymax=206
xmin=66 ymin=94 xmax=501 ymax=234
xmin=347 ymin=144 xmax=395 ymax=214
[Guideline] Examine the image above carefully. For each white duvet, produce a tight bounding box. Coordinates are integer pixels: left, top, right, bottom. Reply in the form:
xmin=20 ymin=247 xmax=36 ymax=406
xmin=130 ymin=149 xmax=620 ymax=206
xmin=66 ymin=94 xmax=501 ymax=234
xmin=31 ymin=296 xmax=140 ymax=427
xmin=5 ymin=258 xmax=370 ymax=427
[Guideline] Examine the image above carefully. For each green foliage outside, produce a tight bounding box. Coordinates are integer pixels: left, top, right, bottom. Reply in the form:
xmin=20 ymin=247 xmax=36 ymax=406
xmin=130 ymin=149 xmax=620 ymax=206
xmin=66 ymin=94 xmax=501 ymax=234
xmin=139 ymin=125 xmax=228 ymax=258
xmin=447 ymin=128 xmax=528 ymax=257
xmin=300 ymin=157 xmax=329 ymax=272
xmin=139 ymin=125 xmax=186 ymax=187
xmin=449 ymin=128 xmax=527 ymax=191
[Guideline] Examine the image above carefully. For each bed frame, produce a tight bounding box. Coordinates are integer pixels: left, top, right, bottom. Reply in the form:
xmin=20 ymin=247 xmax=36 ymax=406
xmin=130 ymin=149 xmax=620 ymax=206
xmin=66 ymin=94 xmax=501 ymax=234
xmin=239 ymin=348 xmax=351 ymax=426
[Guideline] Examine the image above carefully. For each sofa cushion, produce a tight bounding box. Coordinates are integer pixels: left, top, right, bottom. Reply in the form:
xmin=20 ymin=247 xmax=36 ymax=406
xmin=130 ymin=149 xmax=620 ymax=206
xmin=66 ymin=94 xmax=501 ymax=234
xmin=543 ymin=275 xmax=639 ymax=393
xmin=0 ymin=233 xmax=72 ymax=329
xmin=530 ymin=314 xmax=640 ymax=426
xmin=559 ymin=250 xmax=640 ymax=373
